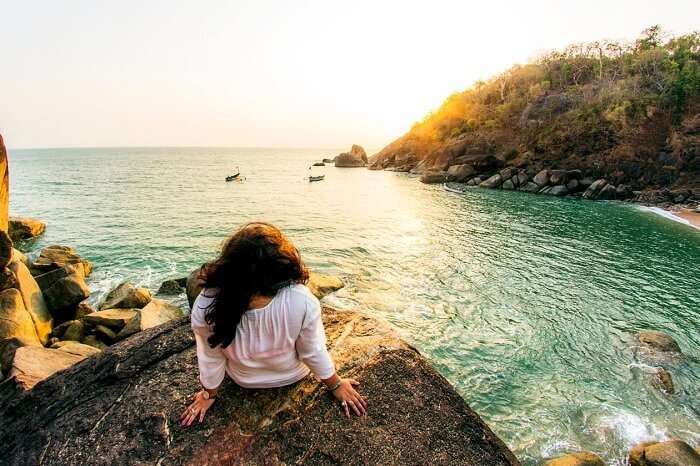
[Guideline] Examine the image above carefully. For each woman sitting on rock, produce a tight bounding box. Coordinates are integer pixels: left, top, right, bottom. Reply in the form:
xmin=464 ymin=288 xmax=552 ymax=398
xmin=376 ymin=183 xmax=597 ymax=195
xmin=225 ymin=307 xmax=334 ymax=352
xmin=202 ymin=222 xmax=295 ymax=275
xmin=180 ymin=222 xmax=367 ymax=426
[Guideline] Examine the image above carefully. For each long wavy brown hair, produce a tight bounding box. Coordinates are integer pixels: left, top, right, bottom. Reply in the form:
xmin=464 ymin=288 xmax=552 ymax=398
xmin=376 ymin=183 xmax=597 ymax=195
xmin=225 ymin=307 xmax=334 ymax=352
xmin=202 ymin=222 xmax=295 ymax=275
xmin=201 ymin=222 xmax=309 ymax=348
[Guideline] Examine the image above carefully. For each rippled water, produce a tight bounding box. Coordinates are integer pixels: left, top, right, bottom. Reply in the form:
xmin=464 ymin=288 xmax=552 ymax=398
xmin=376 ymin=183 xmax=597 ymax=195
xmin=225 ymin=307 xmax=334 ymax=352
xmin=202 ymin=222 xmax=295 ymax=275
xmin=10 ymin=147 xmax=700 ymax=464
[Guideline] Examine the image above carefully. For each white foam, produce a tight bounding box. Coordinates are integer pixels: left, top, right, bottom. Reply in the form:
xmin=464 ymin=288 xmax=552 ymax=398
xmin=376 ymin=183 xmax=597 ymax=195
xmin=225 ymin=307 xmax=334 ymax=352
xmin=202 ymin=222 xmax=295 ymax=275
xmin=598 ymin=411 xmax=668 ymax=448
xmin=638 ymin=206 xmax=700 ymax=231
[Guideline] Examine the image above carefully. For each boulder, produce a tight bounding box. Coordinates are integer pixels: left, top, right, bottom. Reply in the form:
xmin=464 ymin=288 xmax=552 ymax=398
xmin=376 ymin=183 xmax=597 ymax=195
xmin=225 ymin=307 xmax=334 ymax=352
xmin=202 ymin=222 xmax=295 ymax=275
xmin=516 ymin=171 xmax=529 ymax=187
xmin=420 ymin=171 xmax=448 ymax=184
xmin=0 ymin=288 xmax=40 ymax=346
xmin=549 ymin=169 xmax=568 ymax=185
xmin=502 ymin=179 xmax=516 ymax=190
xmin=99 ymin=282 xmax=151 ymax=310
xmin=8 ymin=217 xmax=46 ymax=242
xmin=81 ymin=335 xmax=108 ymax=351
xmin=567 ymin=169 xmax=583 ymax=180
xmin=0 ymin=230 xmax=12 ymax=268
xmin=5 ymin=345 xmax=89 ymax=391
xmin=334 ymin=145 xmax=368 ymax=168
xmin=549 ymin=185 xmax=569 ymax=197
xmin=629 ymin=440 xmax=700 ymax=466
xmin=75 ymin=300 xmax=95 ymax=319
xmin=33 ymin=264 xmax=82 ymax=291
xmin=545 ymin=451 xmax=605 ymax=465
xmin=0 ymin=267 xmax=18 ymax=291
xmin=307 ymin=272 xmax=345 ymax=300
xmin=0 ymin=308 xmax=520 ymax=466
xmin=62 ymin=320 xmax=85 ymax=342
xmin=116 ymin=299 xmax=185 ymax=341
xmin=480 ymin=174 xmax=503 ymax=189
xmin=638 ymin=331 xmax=682 ymax=354
xmin=0 ymin=134 xmax=8 ymax=232
xmin=42 ymin=272 xmax=90 ymax=321
xmin=616 ymin=184 xmax=633 ymax=199
xmin=322 ymin=158 xmax=333 ymax=163
xmin=95 ymin=325 xmax=118 ymax=343
xmin=12 ymin=248 xmax=28 ymax=268
xmin=533 ymin=169 xmax=550 ymax=187
xmin=30 ymin=245 xmax=92 ymax=277
xmin=0 ymin=336 xmax=39 ymax=377
xmin=652 ymin=367 xmax=675 ymax=394
xmin=566 ymin=179 xmax=581 ymax=192
xmin=582 ymin=179 xmax=608 ymax=200
xmin=521 ymin=182 xmax=541 ymax=193
xmin=186 ymin=267 xmax=204 ymax=308
xmin=51 ymin=341 xmax=101 ymax=357
xmin=83 ymin=309 xmax=137 ymax=331
xmin=8 ymin=257 xmax=52 ymax=343
xmin=597 ymin=183 xmax=618 ymax=200
xmin=446 ymin=164 xmax=476 ymax=182
xmin=156 ymin=277 xmax=187 ymax=296
xmin=50 ymin=320 xmax=75 ymax=340
xmin=409 ymin=159 xmax=430 ymax=175
xmin=499 ymin=167 xmax=516 ymax=179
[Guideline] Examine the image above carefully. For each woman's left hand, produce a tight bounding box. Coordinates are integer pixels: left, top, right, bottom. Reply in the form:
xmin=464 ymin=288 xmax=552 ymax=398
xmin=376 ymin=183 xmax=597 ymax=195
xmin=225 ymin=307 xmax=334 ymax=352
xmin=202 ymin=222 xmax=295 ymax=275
xmin=179 ymin=390 xmax=216 ymax=427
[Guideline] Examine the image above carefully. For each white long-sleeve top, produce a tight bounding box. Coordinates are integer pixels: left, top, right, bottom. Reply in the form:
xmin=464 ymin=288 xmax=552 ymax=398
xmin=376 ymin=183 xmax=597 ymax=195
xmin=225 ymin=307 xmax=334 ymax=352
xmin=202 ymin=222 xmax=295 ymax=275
xmin=190 ymin=284 xmax=336 ymax=389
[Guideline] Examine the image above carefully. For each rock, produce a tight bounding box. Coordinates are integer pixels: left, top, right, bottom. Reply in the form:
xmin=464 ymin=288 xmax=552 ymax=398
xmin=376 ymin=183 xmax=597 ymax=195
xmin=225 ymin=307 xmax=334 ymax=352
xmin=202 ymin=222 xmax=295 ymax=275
xmin=598 ymin=183 xmax=618 ymax=200
xmin=516 ymin=171 xmax=529 ymax=186
xmin=75 ymin=300 xmax=95 ymax=319
xmin=30 ymin=245 xmax=92 ymax=277
xmin=566 ymin=179 xmax=581 ymax=192
xmin=549 ymin=185 xmax=569 ymax=196
xmin=81 ymin=335 xmax=108 ymax=351
xmin=156 ymin=277 xmax=187 ymax=296
xmin=8 ymin=258 xmax=52 ymax=343
xmin=638 ymin=331 xmax=682 ymax=354
xmin=307 ymin=272 xmax=345 ymax=300
xmin=334 ymin=145 xmax=368 ymax=167
xmin=653 ymin=367 xmax=675 ymax=394
xmin=0 ymin=336 xmax=39 ymax=376
xmin=549 ymin=169 xmax=568 ymax=185
xmin=95 ymin=324 xmax=118 ymax=343
xmin=480 ymin=174 xmax=503 ymax=189
xmin=322 ymin=158 xmax=333 ymax=163
xmin=51 ymin=341 xmax=101 ymax=357
xmin=533 ymin=169 xmax=550 ymax=187
xmin=616 ymin=184 xmax=633 ymax=199
xmin=567 ymin=169 xmax=583 ymax=180
xmin=409 ymin=159 xmax=430 ymax=174
xmin=100 ymin=282 xmax=151 ymax=310
xmin=502 ymin=179 xmax=516 ymax=190
xmin=12 ymin=248 xmax=28 ymax=267
xmin=580 ymin=177 xmax=594 ymax=188
xmin=539 ymin=186 xmax=553 ymax=195
xmin=186 ymin=267 xmax=203 ymax=308
xmin=5 ymin=345 xmax=88 ymax=391
xmin=0 ymin=288 xmax=40 ymax=346
xmin=521 ymin=182 xmax=541 ymax=193
xmin=545 ymin=451 xmax=605 ymax=465
xmin=8 ymin=217 xmax=46 ymax=242
xmin=629 ymin=440 xmax=700 ymax=466
xmin=582 ymin=179 xmax=608 ymax=199
xmin=444 ymin=182 xmax=468 ymax=193
xmin=42 ymin=272 xmax=90 ymax=321
xmin=499 ymin=167 xmax=516 ymax=179
xmin=33 ymin=264 xmax=82 ymax=291
xmin=446 ymin=164 xmax=476 ymax=182
xmin=83 ymin=309 xmax=137 ymax=331
xmin=0 ymin=266 xmax=18 ymax=292
xmin=0 ymin=134 xmax=8 ymax=232
xmin=0 ymin=230 xmax=12 ymax=268
xmin=62 ymin=320 xmax=85 ymax=342
xmin=50 ymin=320 xmax=75 ymax=340
xmin=420 ymin=171 xmax=448 ymax=184
xmin=116 ymin=299 xmax=185 ymax=341
xmin=0 ymin=309 xmax=520 ymax=466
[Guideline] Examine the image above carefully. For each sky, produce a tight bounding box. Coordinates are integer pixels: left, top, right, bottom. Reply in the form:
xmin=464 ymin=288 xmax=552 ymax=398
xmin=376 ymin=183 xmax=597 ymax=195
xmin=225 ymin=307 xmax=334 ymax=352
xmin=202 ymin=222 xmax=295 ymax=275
xmin=1 ymin=0 xmax=699 ymax=150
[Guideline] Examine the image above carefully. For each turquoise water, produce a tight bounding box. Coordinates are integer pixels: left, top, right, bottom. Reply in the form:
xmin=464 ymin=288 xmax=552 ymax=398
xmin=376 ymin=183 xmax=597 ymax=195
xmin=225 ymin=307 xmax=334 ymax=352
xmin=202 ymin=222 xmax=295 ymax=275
xmin=10 ymin=147 xmax=700 ymax=465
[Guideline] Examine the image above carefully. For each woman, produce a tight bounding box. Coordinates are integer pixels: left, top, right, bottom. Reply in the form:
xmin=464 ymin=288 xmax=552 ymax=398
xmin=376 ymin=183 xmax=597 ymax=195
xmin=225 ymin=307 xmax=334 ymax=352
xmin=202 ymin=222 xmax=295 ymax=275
xmin=179 ymin=222 xmax=367 ymax=427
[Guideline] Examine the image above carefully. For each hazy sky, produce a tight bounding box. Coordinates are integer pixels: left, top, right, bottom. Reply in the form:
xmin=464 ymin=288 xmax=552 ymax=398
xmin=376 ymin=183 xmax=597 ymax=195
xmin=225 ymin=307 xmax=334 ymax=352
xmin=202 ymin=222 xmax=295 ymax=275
xmin=2 ymin=1 xmax=699 ymax=149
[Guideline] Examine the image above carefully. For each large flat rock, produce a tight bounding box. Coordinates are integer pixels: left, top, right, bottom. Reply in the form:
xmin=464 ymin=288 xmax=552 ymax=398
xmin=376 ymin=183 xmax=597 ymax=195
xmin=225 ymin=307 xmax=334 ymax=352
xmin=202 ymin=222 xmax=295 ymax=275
xmin=0 ymin=308 xmax=519 ymax=466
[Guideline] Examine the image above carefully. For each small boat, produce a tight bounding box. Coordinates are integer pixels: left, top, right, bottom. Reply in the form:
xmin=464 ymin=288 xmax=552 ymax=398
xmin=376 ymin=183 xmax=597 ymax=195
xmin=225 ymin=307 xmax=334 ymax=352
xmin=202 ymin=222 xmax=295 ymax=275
xmin=309 ymin=175 xmax=325 ymax=182
xmin=312 ymin=162 xmax=325 ymax=166
xmin=225 ymin=167 xmax=241 ymax=182
xmin=443 ymin=182 xmax=468 ymax=194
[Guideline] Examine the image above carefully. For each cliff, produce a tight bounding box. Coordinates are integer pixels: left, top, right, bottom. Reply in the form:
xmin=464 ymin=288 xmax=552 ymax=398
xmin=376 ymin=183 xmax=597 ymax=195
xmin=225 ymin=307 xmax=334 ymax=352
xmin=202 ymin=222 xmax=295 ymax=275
xmin=0 ymin=307 xmax=520 ymax=466
xmin=370 ymin=27 xmax=700 ymax=191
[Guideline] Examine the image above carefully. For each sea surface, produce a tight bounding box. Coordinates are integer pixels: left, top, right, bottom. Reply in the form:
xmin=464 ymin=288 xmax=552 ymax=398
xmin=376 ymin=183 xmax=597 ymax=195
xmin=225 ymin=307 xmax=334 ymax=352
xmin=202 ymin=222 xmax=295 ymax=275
xmin=10 ymin=147 xmax=700 ymax=465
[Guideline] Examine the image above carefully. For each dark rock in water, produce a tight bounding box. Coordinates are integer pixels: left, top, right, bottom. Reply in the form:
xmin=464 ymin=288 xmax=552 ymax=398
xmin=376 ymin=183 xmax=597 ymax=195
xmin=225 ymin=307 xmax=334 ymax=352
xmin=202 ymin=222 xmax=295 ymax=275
xmin=597 ymin=183 xmax=618 ymax=200
xmin=566 ymin=179 xmax=580 ymax=192
xmin=544 ymin=451 xmax=605 ymax=465
xmin=616 ymin=184 xmax=633 ymax=199
xmin=566 ymin=169 xmax=583 ymax=180
xmin=521 ymin=182 xmax=541 ymax=193
xmin=157 ymin=278 xmax=187 ymax=296
xmin=638 ymin=331 xmax=682 ymax=354
xmin=30 ymin=245 xmax=93 ymax=277
xmin=582 ymin=179 xmax=608 ymax=200
xmin=0 ymin=309 xmax=520 ymax=466
xmin=335 ymin=145 xmax=368 ymax=168
xmin=549 ymin=169 xmax=568 ymax=185
xmin=100 ymin=282 xmax=151 ymax=310
xmin=420 ymin=171 xmax=448 ymax=184
xmin=629 ymin=439 xmax=700 ymax=466
xmin=502 ymin=179 xmax=516 ymax=190
xmin=533 ymin=169 xmax=550 ymax=187
xmin=539 ymin=186 xmax=553 ymax=195
xmin=652 ymin=367 xmax=675 ymax=394
xmin=549 ymin=185 xmax=568 ymax=196
xmin=480 ymin=174 xmax=503 ymax=189
xmin=516 ymin=171 xmax=529 ymax=187
xmin=466 ymin=176 xmax=483 ymax=186
xmin=8 ymin=217 xmax=46 ymax=242
xmin=322 ymin=158 xmax=333 ymax=163
xmin=500 ymin=167 xmax=516 ymax=179
xmin=446 ymin=163 xmax=476 ymax=182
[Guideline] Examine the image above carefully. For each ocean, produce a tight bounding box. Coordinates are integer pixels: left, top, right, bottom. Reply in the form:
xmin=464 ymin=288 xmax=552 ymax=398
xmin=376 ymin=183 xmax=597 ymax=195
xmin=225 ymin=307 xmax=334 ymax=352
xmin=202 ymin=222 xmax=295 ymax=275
xmin=10 ymin=146 xmax=700 ymax=465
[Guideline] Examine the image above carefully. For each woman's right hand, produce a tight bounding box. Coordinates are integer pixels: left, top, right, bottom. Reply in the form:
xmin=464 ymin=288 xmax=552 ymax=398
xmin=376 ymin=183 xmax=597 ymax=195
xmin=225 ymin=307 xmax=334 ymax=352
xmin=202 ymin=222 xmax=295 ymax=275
xmin=332 ymin=379 xmax=367 ymax=418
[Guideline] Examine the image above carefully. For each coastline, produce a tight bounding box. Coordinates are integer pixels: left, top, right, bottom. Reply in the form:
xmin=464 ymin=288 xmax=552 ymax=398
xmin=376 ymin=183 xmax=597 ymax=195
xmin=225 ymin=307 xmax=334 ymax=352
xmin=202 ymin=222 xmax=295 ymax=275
xmin=638 ymin=206 xmax=700 ymax=231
